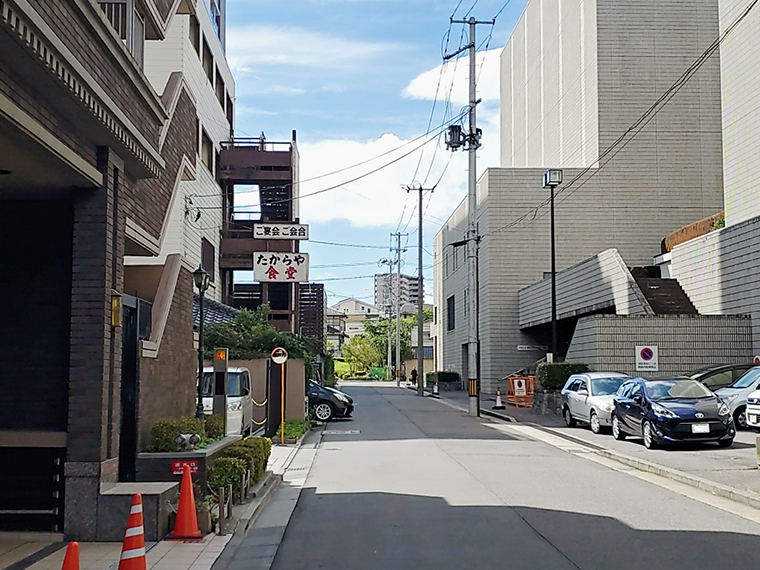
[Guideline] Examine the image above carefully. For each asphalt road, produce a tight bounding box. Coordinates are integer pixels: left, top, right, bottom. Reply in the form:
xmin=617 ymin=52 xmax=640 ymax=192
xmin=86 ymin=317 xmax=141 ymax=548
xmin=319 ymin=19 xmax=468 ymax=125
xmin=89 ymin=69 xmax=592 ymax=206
xmin=260 ymin=383 xmax=760 ymax=569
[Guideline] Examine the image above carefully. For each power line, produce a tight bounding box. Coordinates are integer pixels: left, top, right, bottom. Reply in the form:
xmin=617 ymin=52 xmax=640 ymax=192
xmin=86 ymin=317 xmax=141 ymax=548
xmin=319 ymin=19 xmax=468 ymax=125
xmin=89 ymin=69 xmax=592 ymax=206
xmin=310 ymin=240 xmax=388 ymax=249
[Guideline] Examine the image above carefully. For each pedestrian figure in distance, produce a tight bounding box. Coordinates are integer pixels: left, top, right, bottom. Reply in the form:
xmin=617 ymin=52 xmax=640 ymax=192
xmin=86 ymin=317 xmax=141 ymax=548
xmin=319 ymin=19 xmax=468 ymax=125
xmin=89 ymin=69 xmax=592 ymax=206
xmin=410 ymin=367 xmax=418 ymax=386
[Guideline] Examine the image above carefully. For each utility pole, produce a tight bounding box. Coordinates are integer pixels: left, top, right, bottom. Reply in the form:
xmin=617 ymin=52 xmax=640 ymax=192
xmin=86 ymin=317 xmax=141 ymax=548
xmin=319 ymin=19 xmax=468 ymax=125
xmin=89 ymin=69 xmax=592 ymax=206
xmin=378 ymin=257 xmax=395 ymax=381
xmin=405 ymin=184 xmax=432 ymax=397
xmin=446 ymin=16 xmax=492 ymax=417
xmin=391 ymin=232 xmax=407 ymax=387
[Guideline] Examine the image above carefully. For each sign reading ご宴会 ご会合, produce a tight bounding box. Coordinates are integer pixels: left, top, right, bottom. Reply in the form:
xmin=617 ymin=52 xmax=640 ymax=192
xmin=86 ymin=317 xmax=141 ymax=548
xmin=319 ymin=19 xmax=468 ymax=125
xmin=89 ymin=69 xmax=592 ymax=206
xmin=635 ymin=345 xmax=659 ymax=372
xmin=253 ymin=223 xmax=309 ymax=240
xmin=254 ymin=252 xmax=310 ymax=282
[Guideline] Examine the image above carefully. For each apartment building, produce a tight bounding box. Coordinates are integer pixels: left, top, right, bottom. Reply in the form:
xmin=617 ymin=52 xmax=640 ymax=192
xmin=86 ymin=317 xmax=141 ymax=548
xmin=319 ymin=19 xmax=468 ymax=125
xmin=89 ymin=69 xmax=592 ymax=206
xmin=433 ymin=0 xmax=725 ymax=393
xmin=375 ymin=272 xmax=422 ymax=313
xmin=0 ymin=0 xmax=201 ymax=537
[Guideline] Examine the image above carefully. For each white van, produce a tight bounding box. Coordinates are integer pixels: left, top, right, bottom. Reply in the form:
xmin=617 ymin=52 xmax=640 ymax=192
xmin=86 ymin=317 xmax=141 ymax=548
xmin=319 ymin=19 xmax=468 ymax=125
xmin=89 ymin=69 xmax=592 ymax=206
xmin=201 ymin=366 xmax=254 ymax=436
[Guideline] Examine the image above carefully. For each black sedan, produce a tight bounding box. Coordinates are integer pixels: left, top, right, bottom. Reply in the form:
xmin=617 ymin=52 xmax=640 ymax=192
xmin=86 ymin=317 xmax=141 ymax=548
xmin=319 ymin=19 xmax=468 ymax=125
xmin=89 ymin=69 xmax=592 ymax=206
xmin=611 ymin=377 xmax=735 ymax=449
xmin=308 ymin=381 xmax=354 ymax=422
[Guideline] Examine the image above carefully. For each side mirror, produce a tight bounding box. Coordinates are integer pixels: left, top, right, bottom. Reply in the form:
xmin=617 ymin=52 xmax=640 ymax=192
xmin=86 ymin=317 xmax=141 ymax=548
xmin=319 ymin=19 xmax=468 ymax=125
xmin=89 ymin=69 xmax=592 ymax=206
xmin=578 ymin=389 xmax=589 ymax=397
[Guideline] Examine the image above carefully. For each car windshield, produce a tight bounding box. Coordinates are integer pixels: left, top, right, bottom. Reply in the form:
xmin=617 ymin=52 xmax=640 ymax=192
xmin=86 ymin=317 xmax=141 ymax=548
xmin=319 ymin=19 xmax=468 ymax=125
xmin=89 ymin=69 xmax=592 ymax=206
xmin=687 ymin=366 xmax=716 ymax=378
xmin=590 ymin=377 xmax=627 ymax=396
xmin=731 ymin=367 xmax=760 ymax=389
xmin=202 ymin=372 xmax=244 ymax=397
xmin=644 ymin=379 xmax=714 ymax=401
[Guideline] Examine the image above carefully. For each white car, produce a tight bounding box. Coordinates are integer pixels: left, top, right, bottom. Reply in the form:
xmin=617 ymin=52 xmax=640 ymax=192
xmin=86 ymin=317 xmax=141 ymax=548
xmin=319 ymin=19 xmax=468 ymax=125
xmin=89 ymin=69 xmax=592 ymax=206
xmin=201 ymin=366 xmax=254 ymax=436
xmin=715 ymin=366 xmax=760 ymax=429
xmin=560 ymin=372 xmax=630 ymax=433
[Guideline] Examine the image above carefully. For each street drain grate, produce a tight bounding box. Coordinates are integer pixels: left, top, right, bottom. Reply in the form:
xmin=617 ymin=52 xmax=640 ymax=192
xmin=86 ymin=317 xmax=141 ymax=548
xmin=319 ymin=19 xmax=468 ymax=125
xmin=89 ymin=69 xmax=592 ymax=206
xmin=323 ymin=429 xmax=361 ymax=435
xmin=287 ymin=466 xmax=307 ymax=472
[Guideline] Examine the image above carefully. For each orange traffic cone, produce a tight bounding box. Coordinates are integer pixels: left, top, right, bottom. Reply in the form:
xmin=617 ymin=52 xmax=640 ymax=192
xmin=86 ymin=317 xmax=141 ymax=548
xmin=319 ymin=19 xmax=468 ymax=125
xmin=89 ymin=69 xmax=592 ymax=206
xmin=61 ymin=542 xmax=79 ymax=570
xmin=118 ymin=495 xmax=147 ymax=570
xmin=169 ymin=464 xmax=202 ymax=539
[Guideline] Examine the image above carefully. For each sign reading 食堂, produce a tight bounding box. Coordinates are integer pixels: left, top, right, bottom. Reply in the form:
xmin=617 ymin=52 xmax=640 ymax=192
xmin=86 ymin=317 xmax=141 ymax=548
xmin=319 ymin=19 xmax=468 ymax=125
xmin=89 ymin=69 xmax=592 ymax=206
xmin=253 ymin=223 xmax=309 ymax=240
xmin=254 ymin=252 xmax=310 ymax=282
xmin=635 ymin=345 xmax=659 ymax=372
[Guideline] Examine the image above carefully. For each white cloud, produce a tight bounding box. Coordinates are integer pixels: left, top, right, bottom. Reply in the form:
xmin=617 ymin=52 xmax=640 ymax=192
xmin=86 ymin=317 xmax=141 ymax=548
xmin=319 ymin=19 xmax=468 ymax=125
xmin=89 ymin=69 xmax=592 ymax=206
xmin=226 ymin=25 xmax=402 ymax=73
xmin=402 ymin=48 xmax=502 ymax=105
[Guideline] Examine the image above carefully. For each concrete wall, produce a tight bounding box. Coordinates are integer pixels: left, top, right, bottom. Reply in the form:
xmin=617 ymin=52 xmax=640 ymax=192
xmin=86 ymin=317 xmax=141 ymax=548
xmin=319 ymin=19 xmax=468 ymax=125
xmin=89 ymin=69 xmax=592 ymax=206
xmin=719 ymin=0 xmax=760 ymax=225
xmin=566 ymin=314 xmax=753 ymax=375
xmin=518 ymin=249 xmax=652 ymax=328
xmin=500 ymin=0 xmax=599 ymax=168
xmin=670 ymin=217 xmax=760 ymax=353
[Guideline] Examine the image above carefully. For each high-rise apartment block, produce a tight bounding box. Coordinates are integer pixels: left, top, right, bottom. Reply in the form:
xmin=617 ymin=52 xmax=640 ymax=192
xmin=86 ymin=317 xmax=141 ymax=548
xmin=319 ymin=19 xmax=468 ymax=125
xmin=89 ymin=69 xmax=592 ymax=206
xmin=375 ymin=273 xmax=423 ymax=312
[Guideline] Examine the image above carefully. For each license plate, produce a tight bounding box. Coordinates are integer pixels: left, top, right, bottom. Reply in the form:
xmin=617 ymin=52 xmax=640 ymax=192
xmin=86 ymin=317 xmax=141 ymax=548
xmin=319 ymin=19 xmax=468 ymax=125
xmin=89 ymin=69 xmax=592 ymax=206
xmin=691 ymin=423 xmax=710 ymax=434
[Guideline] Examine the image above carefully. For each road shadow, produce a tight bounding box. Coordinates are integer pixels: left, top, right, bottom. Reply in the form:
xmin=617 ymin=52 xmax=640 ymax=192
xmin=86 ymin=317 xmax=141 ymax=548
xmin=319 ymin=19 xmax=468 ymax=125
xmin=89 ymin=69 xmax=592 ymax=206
xmin=270 ymin=489 xmax=760 ymax=570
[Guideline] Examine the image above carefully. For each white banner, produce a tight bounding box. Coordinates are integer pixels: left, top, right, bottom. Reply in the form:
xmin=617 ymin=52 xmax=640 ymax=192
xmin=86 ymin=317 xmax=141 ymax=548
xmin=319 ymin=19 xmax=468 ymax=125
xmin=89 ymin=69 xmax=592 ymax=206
xmin=253 ymin=223 xmax=309 ymax=240
xmin=254 ymin=252 xmax=309 ymax=282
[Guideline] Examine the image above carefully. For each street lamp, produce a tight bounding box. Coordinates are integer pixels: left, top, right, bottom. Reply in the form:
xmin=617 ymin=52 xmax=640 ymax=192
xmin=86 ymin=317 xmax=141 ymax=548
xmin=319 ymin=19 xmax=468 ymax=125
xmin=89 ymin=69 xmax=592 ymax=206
xmin=543 ymin=169 xmax=563 ymax=361
xmin=194 ymin=266 xmax=211 ymax=420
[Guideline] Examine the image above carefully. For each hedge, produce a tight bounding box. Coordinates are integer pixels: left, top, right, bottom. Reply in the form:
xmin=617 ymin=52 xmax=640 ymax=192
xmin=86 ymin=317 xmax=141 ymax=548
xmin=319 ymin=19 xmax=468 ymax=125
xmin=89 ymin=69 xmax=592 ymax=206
xmin=536 ymin=362 xmax=590 ymax=390
xmin=208 ymin=457 xmax=247 ymax=500
xmin=205 ymin=414 xmax=225 ymax=439
xmin=426 ymin=371 xmax=461 ymax=384
xmin=149 ymin=417 xmax=204 ymax=452
xmin=236 ymin=437 xmax=272 ymax=482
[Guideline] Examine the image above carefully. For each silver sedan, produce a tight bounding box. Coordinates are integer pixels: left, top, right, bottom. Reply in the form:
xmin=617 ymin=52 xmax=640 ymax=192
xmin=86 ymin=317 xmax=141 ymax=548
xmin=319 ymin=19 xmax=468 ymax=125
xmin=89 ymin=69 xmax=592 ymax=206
xmin=561 ymin=372 xmax=630 ymax=433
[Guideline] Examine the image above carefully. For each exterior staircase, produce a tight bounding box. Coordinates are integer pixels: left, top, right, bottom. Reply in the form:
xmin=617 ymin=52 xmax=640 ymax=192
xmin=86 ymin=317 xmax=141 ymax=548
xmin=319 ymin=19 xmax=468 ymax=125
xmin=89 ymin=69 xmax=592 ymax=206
xmin=635 ymin=278 xmax=698 ymax=315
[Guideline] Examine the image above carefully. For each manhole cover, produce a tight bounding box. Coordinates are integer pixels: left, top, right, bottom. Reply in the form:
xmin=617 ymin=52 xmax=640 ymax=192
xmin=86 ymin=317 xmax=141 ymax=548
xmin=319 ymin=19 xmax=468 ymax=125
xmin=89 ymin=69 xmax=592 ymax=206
xmin=323 ymin=429 xmax=361 ymax=435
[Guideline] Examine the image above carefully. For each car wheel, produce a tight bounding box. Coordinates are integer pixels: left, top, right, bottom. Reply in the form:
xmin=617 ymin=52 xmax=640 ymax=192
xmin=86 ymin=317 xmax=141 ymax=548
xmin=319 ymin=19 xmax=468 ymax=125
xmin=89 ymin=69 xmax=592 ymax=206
xmin=563 ymin=406 xmax=577 ymax=428
xmin=313 ymin=401 xmax=335 ymax=422
xmin=612 ymin=415 xmax=626 ymax=440
xmin=590 ymin=411 xmax=601 ymax=434
xmin=643 ymin=421 xmax=657 ymax=449
xmin=718 ymin=438 xmax=734 ymax=448
xmin=734 ymin=407 xmax=748 ymax=430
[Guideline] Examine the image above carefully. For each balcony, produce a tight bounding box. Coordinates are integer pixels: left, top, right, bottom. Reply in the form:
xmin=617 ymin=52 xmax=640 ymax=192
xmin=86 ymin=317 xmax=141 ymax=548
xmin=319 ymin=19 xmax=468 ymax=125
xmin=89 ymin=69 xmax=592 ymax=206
xmin=219 ymin=136 xmax=297 ymax=185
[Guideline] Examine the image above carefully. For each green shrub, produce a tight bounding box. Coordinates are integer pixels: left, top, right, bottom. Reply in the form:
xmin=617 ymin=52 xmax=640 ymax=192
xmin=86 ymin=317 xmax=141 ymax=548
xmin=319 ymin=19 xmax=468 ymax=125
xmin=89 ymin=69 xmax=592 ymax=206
xmin=223 ymin=445 xmax=257 ymax=474
xmin=238 ymin=437 xmax=272 ymax=482
xmin=275 ymin=420 xmax=311 ymax=442
xmin=426 ymin=371 xmax=460 ymax=384
xmin=208 ymin=457 xmax=247 ymax=499
xmin=204 ymin=414 xmax=225 ymax=439
xmin=536 ymin=362 xmax=590 ymax=389
xmin=149 ymin=417 xmax=204 ymax=452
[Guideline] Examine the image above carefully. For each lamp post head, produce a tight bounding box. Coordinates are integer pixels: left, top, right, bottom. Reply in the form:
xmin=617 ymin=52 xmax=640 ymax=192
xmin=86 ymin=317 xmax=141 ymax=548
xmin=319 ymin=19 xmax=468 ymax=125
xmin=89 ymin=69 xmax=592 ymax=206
xmin=543 ymin=169 xmax=563 ymax=189
xmin=193 ymin=266 xmax=210 ymax=294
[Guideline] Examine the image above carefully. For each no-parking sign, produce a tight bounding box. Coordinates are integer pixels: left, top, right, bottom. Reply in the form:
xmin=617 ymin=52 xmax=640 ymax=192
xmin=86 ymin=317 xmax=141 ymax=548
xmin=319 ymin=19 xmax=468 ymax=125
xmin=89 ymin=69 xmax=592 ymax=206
xmin=636 ymin=345 xmax=659 ymax=372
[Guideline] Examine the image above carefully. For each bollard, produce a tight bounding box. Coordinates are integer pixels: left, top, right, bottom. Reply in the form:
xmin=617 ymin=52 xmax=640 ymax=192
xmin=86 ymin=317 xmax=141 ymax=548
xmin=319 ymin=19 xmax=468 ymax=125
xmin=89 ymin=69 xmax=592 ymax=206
xmin=218 ymin=486 xmax=226 ymax=536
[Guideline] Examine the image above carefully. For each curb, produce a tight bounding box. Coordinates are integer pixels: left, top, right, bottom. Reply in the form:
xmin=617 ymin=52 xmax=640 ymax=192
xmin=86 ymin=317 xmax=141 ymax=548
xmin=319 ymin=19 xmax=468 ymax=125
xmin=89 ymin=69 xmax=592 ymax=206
xmin=234 ymin=471 xmax=282 ymax=536
xmin=593 ymin=447 xmax=760 ymax=510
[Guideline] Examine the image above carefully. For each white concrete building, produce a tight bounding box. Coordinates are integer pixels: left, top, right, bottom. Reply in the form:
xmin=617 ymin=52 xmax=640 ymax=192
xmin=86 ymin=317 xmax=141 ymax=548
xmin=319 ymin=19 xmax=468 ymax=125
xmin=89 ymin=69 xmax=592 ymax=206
xmin=433 ymin=0 xmax=725 ymax=393
xmin=125 ymin=0 xmax=234 ymax=303
xmin=665 ymin=0 xmax=760 ymax=352
xmin=375 ymin=273 xmax=422 ymax=312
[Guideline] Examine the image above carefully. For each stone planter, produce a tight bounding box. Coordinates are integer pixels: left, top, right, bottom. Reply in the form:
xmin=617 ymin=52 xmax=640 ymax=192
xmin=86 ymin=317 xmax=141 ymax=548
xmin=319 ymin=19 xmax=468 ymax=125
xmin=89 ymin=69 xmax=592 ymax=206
xmin=135 ymin=435 xmax=242 ymax=491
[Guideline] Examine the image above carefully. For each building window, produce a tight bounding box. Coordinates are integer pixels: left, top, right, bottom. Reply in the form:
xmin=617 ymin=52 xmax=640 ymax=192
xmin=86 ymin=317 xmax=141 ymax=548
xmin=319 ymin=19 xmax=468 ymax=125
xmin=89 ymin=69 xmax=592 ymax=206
xmin=434 ymin=306 xmax=437 ymax=324
xmin=215 ymin=69 xmax=225 ymax=109
xmin=201 ymin=238 xmax=215 ymax=282
xmin=201 ymin=130 xmax=213 ymax=173
xmin=453 ymin=249 xmax=459 ymax=271
xmin=202 ymin=38 xmax=214 ymax=84
xmin=99 ymin=1 xmax=145 ymax=68
xmin=208 ymin=0 xmax=221 ymax=40
xmin=464 ymin=289 xmax=468 ymax=317
xmin=226 ymin=94 xmax=234 ymax=133
xmin=444 ymin=253 xmax=449 ymax=277
xmin=189 ymin=15 xmax=200 ymax=54
xmin=447 ymin=295 xmax=455 ymax=331
xmin=195 ymin=117 xmax=200 ymax=154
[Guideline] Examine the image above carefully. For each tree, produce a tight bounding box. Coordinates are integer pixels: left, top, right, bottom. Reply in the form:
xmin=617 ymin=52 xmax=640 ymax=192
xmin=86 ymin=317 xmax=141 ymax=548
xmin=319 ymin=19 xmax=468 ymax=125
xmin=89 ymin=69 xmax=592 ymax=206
xmin=342 ymin=334 xmax=381 ymax=374
xmin=362 ymin=316 xmax=414 ymax=368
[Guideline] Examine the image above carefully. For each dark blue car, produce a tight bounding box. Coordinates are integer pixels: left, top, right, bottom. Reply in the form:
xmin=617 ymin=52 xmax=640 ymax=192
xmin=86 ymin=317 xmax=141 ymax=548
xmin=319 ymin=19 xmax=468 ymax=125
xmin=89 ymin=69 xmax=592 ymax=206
xmin=611 ymin=377 xmax=735 ymax=449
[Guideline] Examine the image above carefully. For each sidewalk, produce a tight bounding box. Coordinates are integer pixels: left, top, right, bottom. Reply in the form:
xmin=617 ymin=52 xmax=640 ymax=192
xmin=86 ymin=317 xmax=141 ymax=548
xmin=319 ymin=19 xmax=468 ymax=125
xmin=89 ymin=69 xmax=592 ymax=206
xmin=0 ymin=438 xmax=308 ymax=570
xmin=431 ymin=387 xmax=760 ymax=510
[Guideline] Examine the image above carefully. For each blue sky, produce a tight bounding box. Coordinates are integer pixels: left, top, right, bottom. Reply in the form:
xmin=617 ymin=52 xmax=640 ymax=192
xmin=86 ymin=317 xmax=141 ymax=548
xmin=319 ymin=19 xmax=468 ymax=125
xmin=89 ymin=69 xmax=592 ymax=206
xmin=225 ymin=0 xmax=528 ymax=305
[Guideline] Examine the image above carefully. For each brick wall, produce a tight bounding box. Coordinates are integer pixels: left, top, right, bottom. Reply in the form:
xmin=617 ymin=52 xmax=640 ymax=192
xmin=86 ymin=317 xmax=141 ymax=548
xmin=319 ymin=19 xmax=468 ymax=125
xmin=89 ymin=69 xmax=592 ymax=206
xmin=138 ymin=267 xmax=196 ymax=451
xmin=28 ymin=0 xmax=160 ymax=144
xmin=128 ymin=90 xmax=197 ymax=238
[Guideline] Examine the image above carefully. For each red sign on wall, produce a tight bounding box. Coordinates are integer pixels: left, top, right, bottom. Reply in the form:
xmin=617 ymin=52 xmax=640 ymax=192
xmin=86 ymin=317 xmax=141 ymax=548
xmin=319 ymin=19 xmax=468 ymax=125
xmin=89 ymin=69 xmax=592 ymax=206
xmin=172 ymin=460 xmax=199 ymax=475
